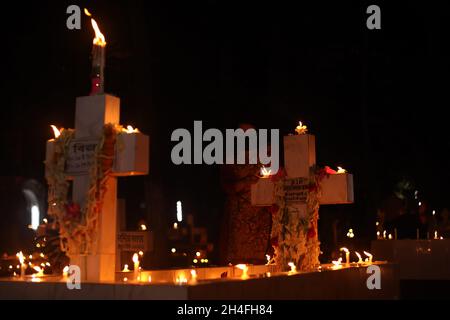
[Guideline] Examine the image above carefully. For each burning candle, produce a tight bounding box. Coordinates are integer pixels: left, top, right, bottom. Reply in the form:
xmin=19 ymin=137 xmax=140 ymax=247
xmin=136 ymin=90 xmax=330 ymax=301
xmin=173 ymin=222 xmax=178 ymax=230
xmin=236 ymin=264 xmax=249 ymax=279
xmin=16 ymin=252 xmax=26 ymax=279
xmin=337 ymin=167 xmax=347 ymax=174
xmin=288 ymin=262 xmax=297 ymax=274
xmin=176 ymin=274 xmax=188 ymax=285
xmin=85 ymin=8 xmax=106 ymax=95
xmin=260 ymin=166 xmax=272 ymax=178
xmin=33 ymin=266 xmax=44 ymax=277
xmin=132 ymin=253 xmax=140 ymax=282
xmin=190 ymin=270 xmax=198 ymax=284
xmin=355 ymin=252 xmax=363 ymax=264
xmin=340 ymin=247 xmax=350 ymax=265
xmin=331 ymin=257 xmax=343 ymax=270
xmin=62 ymin=266 xmax=69 ymax=280
xmin=122 ymin=264 xmax=130 ymax=272
xmin=295 ymin=121 xmax=308 ymax=135
xmin=363 ymin=251 xmax=373 ymax=264
xmin=434 ymin=231 xmax=438 ymax=240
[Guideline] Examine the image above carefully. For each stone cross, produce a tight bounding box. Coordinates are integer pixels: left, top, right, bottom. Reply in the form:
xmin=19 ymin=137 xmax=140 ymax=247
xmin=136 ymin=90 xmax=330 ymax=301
xmin=46 ymin=94 xmax=149 ymax=282
xmin=251 ymin=131 xmax=353 ymax=268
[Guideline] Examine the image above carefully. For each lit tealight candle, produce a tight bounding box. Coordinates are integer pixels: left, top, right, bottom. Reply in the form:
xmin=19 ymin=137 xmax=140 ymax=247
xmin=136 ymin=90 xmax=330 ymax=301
xmin=122 ymin=264 xmax=130 ymax=272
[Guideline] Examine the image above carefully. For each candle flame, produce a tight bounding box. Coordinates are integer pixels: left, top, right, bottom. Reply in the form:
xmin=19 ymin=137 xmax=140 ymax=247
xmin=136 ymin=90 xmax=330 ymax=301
xmin=340 ymin=247 xmax=349 ymax=253
xmin=63 ymin=266 xmax=69 ymax=275
xmin=190 ymin=269 xmax=197 ymax=282
xmin=91 ymin=19 xmax=106 ymax=47
xmin=16 ymin=251 xmax=25 ymax=264
xmin=295 ymin=121 xmax=308 ymax=135
xmin=132 ymin=253 xmax=139 ymax=264
xmin=122 ymin=264 xmax=130 ymax=272
xmin=288 ymin=262 xmax=297 ymax=274
xmin=176 ymin=274 xmax=188 ymax=284
xmin=260 ymin=166 xmax=272 ymax=178
xmin=337 ymin=167 xmax=347 ymax=174
xmin=50 ymin=125 xmax=61 ymax=139
xmin=331 ymin=257 xmax=343 ymax=269
xmin=85 ymin=8 xmax=106 ymax=47
xmin=355 ymin=252 xmax=363 ymax=263
xmin=236 ymin=264 xmax=249 ymax=279
xmin=123 ymin=125 xmax=139 ymax=134
xmin=363 ymin=251 xmax=373 ymax=263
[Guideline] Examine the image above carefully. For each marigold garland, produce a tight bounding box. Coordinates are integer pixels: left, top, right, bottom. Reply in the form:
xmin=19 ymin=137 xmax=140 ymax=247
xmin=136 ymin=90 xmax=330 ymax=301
xmin=270 ymin=166 xmax=330 ymax=272
xmin=45 ymin=124 xmax=125 ymax=255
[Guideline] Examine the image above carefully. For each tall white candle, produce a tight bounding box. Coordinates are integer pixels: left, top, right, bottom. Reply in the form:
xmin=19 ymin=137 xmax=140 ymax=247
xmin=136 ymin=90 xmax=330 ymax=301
xmin=16 ymin=252 xmax=25 ymax=279
xmin=132 ymin=253 xmax=140 ymax=282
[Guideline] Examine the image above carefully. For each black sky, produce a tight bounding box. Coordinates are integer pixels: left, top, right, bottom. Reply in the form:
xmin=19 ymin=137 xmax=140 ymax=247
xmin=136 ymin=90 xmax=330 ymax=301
xmin=1 ymin=1 xmax=450 ymax=255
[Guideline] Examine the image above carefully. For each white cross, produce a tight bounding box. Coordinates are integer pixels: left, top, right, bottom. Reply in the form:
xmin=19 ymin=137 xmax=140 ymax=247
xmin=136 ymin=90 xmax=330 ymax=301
xmin=46 ymin=94 xmax=149 ymax=282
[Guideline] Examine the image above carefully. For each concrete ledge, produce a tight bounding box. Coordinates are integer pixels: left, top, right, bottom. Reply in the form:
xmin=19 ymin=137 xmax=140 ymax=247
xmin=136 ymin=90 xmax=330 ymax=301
xmin=0 ymin=263 xmax=398 ymax=300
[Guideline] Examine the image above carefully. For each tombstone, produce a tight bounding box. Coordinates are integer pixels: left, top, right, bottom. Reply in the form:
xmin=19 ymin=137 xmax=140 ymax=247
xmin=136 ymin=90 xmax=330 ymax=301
xmin=251 ymin=130 xmax=353 ymax=271
xmin=45 ymin=94 xmax=149 ymax=282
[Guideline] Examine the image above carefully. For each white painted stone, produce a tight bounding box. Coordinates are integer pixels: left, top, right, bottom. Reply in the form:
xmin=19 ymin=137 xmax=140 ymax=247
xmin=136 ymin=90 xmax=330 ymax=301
xmin=113 ymin=132 xmax=149 ymax=176
xmin=320 ymin=173 xmax=354 ymax=205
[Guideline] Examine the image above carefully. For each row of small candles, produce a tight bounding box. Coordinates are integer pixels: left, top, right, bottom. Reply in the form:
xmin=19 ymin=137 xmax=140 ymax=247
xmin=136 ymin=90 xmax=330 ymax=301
xmin=331 ymin=248 xmax=374 ymax=270
xmin=10 ymin=251 xmax=52 ymax=281
xmin=376 ymin=228 xmax=445 ymax=240
xmin=50 ymin=124 xmax=139 ymax=139
xmin=260 ymin=165 xmax=346 ymax=178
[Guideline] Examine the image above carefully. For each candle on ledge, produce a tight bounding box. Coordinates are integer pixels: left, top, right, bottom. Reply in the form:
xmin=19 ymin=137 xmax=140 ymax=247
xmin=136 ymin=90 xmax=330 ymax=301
xmin=331 ymin=257 xmax=343 ymax=270
xmin=132 ymin=253 xmax=140 ymax=282
xmin=62 ymin=266 xmax=69 ymax=280
xmin=16 ymin=252 xmax=25 ymax=279
xmin=363 ymin=251 xmax=373 ymax=264
xmin=355 ymin=252 xmax=363 ymax=265
xmin=295 ymin=121 xmax=308 ymax=135
xmin=236 ymin=264 xmax=249 ymax=279
xmin=288 ymin=262 xmax=297 ymax=274
xmin=340 ymin=247 xmax=350 ymax=265
xmin=190 ymin=269 xmax=198 ymax=284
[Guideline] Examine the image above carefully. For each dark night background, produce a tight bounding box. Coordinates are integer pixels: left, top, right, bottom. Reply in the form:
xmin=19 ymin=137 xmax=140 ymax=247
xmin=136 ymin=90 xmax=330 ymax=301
xmin=0 ymin=1 xmax=449 ymax=266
